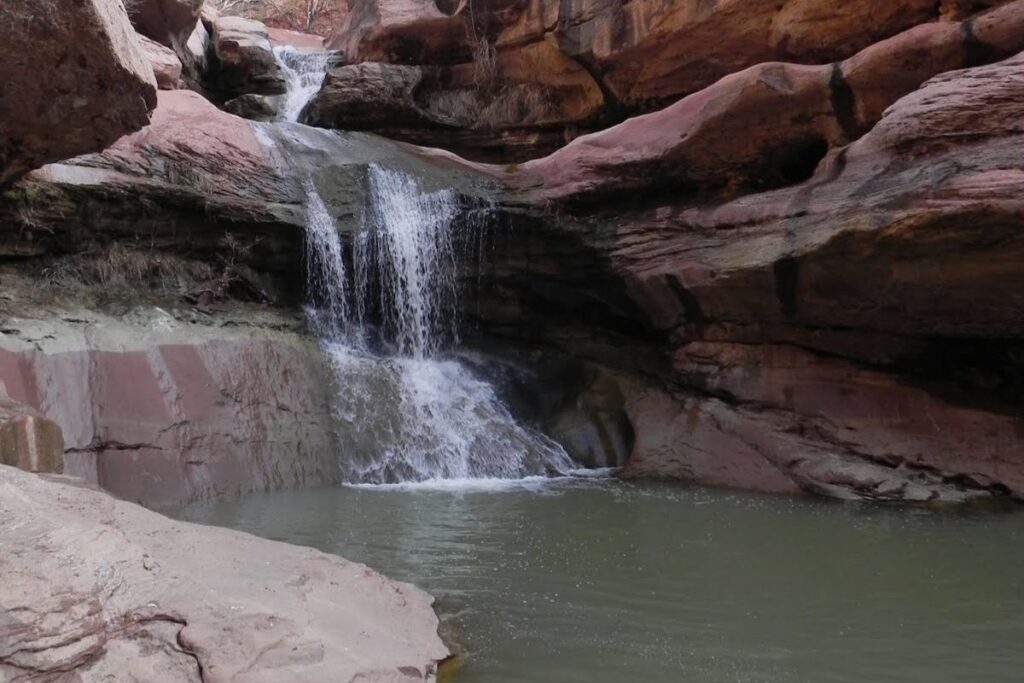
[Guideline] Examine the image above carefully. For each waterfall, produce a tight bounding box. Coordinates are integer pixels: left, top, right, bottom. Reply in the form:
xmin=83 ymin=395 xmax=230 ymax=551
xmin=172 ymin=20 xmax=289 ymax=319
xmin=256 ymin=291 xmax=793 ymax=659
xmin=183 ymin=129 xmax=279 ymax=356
xmin=253 ymin=73 xmax=575 ymax=484
xmin=273 ymin=46 xmax=333 ymax=123
xmin=302 ymin=178 xmax=349 ymax=341
xmin=355 ymin=165 xmax=460 ymax=358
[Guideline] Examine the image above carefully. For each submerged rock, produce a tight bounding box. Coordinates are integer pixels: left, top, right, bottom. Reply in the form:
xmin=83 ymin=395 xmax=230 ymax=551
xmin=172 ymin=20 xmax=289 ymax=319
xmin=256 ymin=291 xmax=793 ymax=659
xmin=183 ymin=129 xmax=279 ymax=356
xmin=0 ymin=464 xmax=449 ymax=680
xmin=0 ymin=0 xmax=157 ymax=186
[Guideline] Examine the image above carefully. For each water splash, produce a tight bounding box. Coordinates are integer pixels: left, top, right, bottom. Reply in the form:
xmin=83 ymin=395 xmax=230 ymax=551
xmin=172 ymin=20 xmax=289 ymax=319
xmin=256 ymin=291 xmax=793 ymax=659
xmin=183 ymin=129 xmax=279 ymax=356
xmin=273 ymin=46 xmax=333 ymax=123
xmin=324 ymin=344 xmax=576 ymax=484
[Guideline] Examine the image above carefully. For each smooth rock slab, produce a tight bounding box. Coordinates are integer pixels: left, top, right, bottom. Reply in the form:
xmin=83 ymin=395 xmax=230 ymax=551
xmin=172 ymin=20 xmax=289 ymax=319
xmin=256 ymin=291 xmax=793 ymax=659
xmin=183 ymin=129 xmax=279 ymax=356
xmin=0 ymin=465 xmax=449 ymax=681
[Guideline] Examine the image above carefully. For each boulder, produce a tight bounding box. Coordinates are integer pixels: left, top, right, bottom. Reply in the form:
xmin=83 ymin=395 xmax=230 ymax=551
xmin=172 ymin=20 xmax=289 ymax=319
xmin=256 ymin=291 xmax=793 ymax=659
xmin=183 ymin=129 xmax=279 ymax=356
xmin=0 ymin=399 xmax=64 ymax=474
xmin=0 ymin=0 xmax=157 ymax=186
xmin=0 ymin=464 xmax=449 ymax=680
xmin=128 ymin=0 xmax=205 ymax=46
xmin=139 ymin=32 xmax=184 ymax=88
xmin=209 ymin=16 xmax=286 ymax=99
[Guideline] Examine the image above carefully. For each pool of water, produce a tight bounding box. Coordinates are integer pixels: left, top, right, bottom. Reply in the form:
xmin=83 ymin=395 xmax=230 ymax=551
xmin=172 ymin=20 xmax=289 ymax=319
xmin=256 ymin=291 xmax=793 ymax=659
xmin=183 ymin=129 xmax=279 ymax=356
xmin=169 ymin=476 xmax=1024 ymax=682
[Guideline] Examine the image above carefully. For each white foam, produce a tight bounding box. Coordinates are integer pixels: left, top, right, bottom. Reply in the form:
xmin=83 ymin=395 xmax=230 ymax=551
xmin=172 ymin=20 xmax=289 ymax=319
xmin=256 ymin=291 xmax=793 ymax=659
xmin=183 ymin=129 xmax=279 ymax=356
xmin=345 ymin=469 xmax=618 ymax=493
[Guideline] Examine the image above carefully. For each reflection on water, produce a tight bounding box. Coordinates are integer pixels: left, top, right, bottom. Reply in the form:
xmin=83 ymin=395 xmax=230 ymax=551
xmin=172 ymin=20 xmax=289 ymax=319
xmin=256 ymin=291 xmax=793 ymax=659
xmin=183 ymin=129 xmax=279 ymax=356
xmin=170 ymin=478 xmax=1024 ymax=683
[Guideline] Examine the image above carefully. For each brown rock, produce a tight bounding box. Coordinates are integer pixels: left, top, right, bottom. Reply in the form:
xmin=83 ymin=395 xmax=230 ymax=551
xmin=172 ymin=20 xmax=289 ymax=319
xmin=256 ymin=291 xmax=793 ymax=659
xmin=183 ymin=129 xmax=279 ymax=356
xmin=305 ymin=36 xmax=604 ymax=160
xmin=268 ymin=26 xmax=327 ymax=49
xmin=318 ymin=0 xmax=1020 ymax=159
xmin=0 ymin=465 xmax=449 ymax=681
xmin=517 ymin=2 xmax=1024 ymax=203
xmin=0 ymin=0 xmax=157 ymax=186
xmin=139 ymin=32 xmax=184 ymax=88
xmin=473 ymin=52 xmax=1024 ymax=500
xmin=210 ymin=16 xmax=287 ymax=98
xmin=0 ymin=399 xmax=64 ymax=474
xmin=128 ymin=0 xmax=205 ymax=45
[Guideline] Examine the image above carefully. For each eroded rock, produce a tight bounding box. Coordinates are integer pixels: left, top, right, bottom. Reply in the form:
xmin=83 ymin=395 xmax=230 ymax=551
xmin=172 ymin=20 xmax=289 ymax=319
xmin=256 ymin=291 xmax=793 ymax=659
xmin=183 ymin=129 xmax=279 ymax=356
xmin=0 ymin=464 xmax=449 ymax=680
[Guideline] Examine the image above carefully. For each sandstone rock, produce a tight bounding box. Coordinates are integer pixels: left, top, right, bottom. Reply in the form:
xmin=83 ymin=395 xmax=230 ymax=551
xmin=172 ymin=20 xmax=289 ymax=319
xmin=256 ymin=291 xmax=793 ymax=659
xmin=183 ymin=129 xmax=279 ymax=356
xmin=128 ymin=0 xmax=205 ymax=45
xmin=317 ymin=0 xmax=1021 ymax=159
xmin=139 ymin=32 xmax=184 ymax=88
xmin=0 ymin=464 xmax=449 ymax=680
xmin=0 ymin=307 xmax=339 ymax=506
xmin=305 ymin=36 xmax=605 ymax=160
xmin=517 ymin=2 xmax=1024 ymax=203
xmin=210 ymin=16 xmax=287 ymax=98
xmin=268 ymin=26 xmax=327 ymax=50
xmin=0 ymin=398 xmax=64 ymax=474
xmin=180 ymin=18 xmax=212 ymax=88
xmin=0 ymin=0 xmax=157 ymax=186
xmin=469 ymin=52 xmax=1024 ymax=500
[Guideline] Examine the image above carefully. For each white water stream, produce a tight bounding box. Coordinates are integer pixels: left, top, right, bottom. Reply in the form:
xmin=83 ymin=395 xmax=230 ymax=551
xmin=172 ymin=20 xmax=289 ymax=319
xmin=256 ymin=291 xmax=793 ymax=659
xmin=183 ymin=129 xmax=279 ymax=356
xmin=273 ymin=46 xmax=333 ymax=123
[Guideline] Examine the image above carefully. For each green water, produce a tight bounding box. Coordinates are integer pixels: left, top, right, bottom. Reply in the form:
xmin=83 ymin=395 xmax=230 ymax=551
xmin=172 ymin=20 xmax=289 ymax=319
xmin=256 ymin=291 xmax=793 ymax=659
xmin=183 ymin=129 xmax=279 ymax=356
xmin=170 ymin=476 xmax=1024 ymax=682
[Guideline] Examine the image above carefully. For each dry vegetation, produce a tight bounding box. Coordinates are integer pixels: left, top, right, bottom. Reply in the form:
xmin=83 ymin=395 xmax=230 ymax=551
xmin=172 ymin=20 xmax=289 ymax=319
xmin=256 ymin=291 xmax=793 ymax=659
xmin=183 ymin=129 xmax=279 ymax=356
xmin=208 ymin=0 xmax=346 ymax=34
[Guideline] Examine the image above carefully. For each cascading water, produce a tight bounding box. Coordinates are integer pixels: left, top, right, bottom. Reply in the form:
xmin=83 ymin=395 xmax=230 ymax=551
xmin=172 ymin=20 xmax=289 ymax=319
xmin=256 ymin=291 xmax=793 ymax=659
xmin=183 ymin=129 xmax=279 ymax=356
xmin=273 ymin=46 xmax=333 ymax=123
xmin=257 ymin=54 xmax=575 ymax=484
xmin=319 ymin=165 xmax=574 ymax=483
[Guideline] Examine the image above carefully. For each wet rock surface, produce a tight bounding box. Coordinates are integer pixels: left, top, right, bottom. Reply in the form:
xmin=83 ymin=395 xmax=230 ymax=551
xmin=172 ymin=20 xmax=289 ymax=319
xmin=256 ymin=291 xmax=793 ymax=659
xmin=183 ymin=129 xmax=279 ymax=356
xmin=0 ymin=464 xmax=449 ymax=681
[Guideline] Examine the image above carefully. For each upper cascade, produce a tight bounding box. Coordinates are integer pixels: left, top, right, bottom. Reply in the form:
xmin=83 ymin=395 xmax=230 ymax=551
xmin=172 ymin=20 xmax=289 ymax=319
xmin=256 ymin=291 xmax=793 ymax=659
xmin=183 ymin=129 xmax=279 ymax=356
xmin=273 ymin=46 xmax=333 ymax=123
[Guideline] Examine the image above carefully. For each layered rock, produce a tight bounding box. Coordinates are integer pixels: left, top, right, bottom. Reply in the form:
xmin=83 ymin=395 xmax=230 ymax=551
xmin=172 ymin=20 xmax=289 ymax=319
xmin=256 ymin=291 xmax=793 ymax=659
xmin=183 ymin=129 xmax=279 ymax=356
xmin=470 ymin=51 xmax=1024 ymax=501
xmin=516 ymin=0 xmax=1024 ymax=203
xmin=0 ymin=465 xmax=449 ymax=680
xmin=313 ymin=0 xmax=1019 ymax=159
xmin=0 ymin=306 xmax=339 ymax=506
xmin=304 ymin=38 xmax=605 ymax=160
xmin=0 ymin=0 xmax=157 ymax=186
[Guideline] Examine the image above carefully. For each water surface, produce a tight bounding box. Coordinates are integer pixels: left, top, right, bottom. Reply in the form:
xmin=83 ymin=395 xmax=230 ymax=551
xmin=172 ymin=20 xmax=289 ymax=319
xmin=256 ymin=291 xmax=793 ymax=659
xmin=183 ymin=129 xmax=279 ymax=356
xmin=171 ymin=477 xmax=1024 ymax=682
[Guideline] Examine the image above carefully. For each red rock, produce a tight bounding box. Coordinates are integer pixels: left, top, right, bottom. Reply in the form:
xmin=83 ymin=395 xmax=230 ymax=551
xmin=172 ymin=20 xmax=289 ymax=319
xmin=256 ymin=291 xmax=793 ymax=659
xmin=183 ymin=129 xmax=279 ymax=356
xmin=268 ymin=26 xmax=327 ymax=49
xmin=0 ymin=311 xmax=338 ymax=506
xmin=0 ymin=465 xmax=449 ymax=680
xmin=138 ymin=32 xmax=184 ymax=88
xmin=517 ymin=3 xmax=1024 ymax=202
xmin=0 ymin=0 xmax=157 ymax=186
xmin=316 ymin=0 xmax=1021 ymax=159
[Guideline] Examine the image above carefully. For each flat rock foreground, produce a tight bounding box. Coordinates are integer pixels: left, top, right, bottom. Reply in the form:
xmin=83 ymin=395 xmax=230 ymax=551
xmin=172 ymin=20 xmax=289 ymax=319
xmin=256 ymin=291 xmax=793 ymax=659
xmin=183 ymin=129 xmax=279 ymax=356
xmin=0 ymin=465 xmax=449 ymax=682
